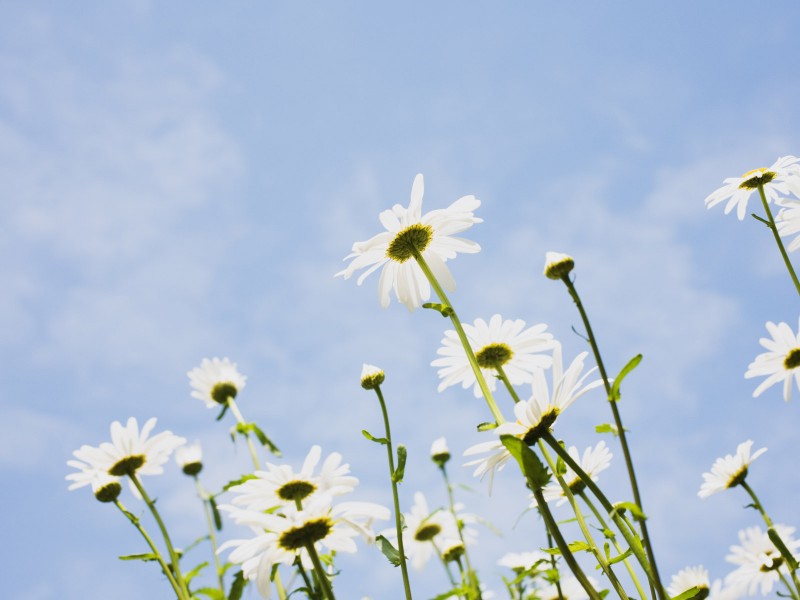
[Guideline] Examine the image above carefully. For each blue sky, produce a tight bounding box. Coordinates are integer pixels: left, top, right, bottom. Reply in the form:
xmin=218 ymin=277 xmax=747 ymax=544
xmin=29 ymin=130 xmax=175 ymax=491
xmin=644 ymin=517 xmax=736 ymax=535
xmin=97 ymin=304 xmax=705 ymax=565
xmin=3 ymin=2 xmax=800 ymax=599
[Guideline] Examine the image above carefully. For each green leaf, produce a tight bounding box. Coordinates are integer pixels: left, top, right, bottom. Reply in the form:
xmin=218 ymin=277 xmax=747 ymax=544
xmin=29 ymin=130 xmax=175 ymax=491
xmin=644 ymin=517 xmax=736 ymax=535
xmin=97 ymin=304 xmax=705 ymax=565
xmin=362 ymin=429 xmax=388 ymax=445
xmin=209 ymin=496 xmax=223 ymax=531
xmin=477 ymin=422 xmax=498 ymax=432
xmin=607 ymin=548 xmax=633 ymax=566
xmin=609 ymin=354 xmax=642 ymax=402
xmin=223 ymin=474 xmax=257 ymax=491
xmin=422 ymin=302 xmax=454 ymax=317
xmin=611 ymin=501 xmax=647 ymax=521
xmin=250 ymin=423 xmax=281 ymax=456
xmin=567 ymin=541 xmax=592 ymax=553
xmin=228 ymin=569 xmax=245 ymax=600
xmin=215 ymin=404 xmax=229 ymax=421
xmin=183 ymin=535 xmax=209 ymax=555
xmin=430 ymin=587 xmax=468 ymax=600
xmin=595 ymin=423 xmax=621 ymax=436
xmin=500 ymin=434 xmax=550 ymax=489
xmin=193 ymin=588 xmax=226 ymax=600
xmin=119 ymin=552 xmax=159 ymax=562
xmin=671 ymin=586 xmax=706 ymax=600
xmin=184 ymin=561 xmax=208 ymax=584
xmin=768 ymin=527 xmax=800 ymax=570
xmin=375 ymin=534 xmax=403 ymax=567
xmin=392 ymin=445 xmax=407 ymax=483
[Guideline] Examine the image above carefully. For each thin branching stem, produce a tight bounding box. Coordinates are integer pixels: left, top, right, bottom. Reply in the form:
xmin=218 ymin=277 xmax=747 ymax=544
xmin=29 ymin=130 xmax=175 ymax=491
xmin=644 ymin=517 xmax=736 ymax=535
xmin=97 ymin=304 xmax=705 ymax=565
xmin=756 ymin=184 xmax=800 ymax=297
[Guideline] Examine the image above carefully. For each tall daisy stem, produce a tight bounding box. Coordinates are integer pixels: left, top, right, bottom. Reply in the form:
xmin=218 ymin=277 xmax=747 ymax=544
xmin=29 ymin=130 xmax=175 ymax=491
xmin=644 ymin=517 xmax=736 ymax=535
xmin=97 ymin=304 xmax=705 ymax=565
xmin=559 ymin=276 xmax=665 ymax=600
xmin=545 ymin=530 xmax=565 ymax=600
xmin=114 ymin=500 xmax=186 ymax=599
xmin=194 ymin=477 xmax=225 ymax=593
xmin=439 ymin=463 xmax=481 ymax=599
xmin=412 ymin=249 xmax=505 ymax=424
xmin=226 ymin=397 xmax=262 ymax=470
xmin=305 ymin=542 xmax=336 ymax=600
xmin=372 ymin=384 xmax=414 ymax=600
xmin=757 ymin=184 xmax=800 ymax=298
xmin=129 ymin=474 xmax=191 ymax=599
xmin=496 ymin=366 xmax=522 ymax=404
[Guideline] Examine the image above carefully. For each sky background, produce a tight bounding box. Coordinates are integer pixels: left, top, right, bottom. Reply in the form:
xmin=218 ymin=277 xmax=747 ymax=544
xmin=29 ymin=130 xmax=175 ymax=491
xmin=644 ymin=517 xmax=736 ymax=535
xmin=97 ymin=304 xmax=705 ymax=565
xmin=2 ymin=2 xmax=800 ymax=599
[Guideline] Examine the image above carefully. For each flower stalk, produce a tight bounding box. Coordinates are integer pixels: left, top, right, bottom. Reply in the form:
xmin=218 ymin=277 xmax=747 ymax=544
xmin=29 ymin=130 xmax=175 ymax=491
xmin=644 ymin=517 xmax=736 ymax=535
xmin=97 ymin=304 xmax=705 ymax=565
xmin=755 ymin=183 xmax=800 ymax=297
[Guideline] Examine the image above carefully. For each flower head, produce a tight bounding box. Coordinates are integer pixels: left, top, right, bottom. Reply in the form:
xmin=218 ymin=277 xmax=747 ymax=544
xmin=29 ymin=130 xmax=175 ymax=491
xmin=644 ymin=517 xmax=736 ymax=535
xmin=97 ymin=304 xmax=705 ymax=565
xmin=188 ymin=357 xmax=247 ymax=408
xmin=668 ymin=566 xmax=710 ymax=600
xmin=360 ymin=363 xmax=385 ymax=390
xmin=704 ymin=155 xmax=800 ymax=220
xmin=541 ymin=441 xmax=612 ymax=505
xmin=175 ymin=442 xmax=203 ymax=476
xmin=745 ymin=319 xmax=800 ymax=402
xmin=430 ymin=436 xmax=450 ymax=466
xmin=336 ymin=174 xmax=482 ymax=311
xmin=544 ymin=251 xmax=575 ymax=280
xmin=66 ymin=459 xmax=122 ymax=503
xmin=725 ymin=525 xmax=800 ymax=597
xmin=68 ymin=417 xmax=185 ymax=481
xmin=698 ymin=440 xmax=767 ymax=499
xmin=432 ymin=314 xmax=554 ymax=397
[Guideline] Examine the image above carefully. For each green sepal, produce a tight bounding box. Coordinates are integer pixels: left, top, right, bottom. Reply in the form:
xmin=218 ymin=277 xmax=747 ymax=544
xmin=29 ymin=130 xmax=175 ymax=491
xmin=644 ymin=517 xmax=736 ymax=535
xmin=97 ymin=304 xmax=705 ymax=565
xmin=500 ymin=434 xmax=550 ymax=489
xmin=611 ymin=501 xmax=647 ymax=521
xmin=215 ymin=404 xmax=229 ymax=421
xmin=768 ymin=528 xmax=800 ymax=570
xmin=223 ymin=474 xmax=257 ymax=491
xmin=477 ymin=422 xmax=498 ymax=432
xmin=184 ymin=561 xmax=208 ymax=584
xmin=209 ymin=495 xmax=223 ymax=531
xmin=228 ymin=569 xmax=245 ymax=600
xmin=119 ymin=552 xmax=159 ymax=562
xmin=193 ymin=588 xmax=225 ymax=600
xmin=392 ymin=444 xmax=407 ymax=483
xmin=422 ymin=302 xmax=454 ymax=317
xmin=375 ymin=534 xmax=403 ymax=567
xmin=362 ymin=429 xmax=388 ymax=445
xmin=609 ymin=354 xmax=642 ymax=402
xmin=671 ymin=586 xmax=705 ymax=600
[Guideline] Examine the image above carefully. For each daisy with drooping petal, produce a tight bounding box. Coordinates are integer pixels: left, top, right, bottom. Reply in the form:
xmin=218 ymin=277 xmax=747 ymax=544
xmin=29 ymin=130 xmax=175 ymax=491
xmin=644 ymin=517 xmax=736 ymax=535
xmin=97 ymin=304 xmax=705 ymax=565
xmin=336 ymin=173 xmax=482 ymax=311
xmin=464 ymin=343 xmax=602 ymax=491
xmin=188 ymin=357 xmax=247 ymax=408
xmin=228 ymin=445 xmax=358 ymax=511
xmin=541 ymin=441 xmax=612 ymax=506
xmin=69 ymin=417 xmax=186 ymax=480
xmin=745 ymin=319 xmax=800 ymax=402
xmin=725 ymin=525 xmax=800 ymax=597
xmin=432 ymin=314 xmax=554 ymax=397
xmin=698 ymin=440 xmax=767 ymax=499
xmin=704 ymin=155 xmax=800 ymax=220
xmin=667 ymin=566 xmax=710 ymax=599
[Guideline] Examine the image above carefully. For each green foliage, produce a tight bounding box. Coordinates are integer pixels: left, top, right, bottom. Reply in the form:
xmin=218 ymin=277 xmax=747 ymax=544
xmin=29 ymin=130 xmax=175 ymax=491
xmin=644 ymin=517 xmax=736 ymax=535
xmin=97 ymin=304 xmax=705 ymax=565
xmin=392 ymin=444 xmax=407 ymax=483
xmin=228 ymin=570 xmax=245 ymax=600
xmin=375 ymin=534 xmax=404 ymax=567
xmin=362 ymin=429 xmax=388 ymax=445
xmin=422 ymin=302 xmax=454 ymax=317
xmin=500 ymin=434 xmax=550 ymax=489
xmin=118 ymin=552 xmax=159 ymax=562
xmin=609 ymin=354 xmax=643 ymax=402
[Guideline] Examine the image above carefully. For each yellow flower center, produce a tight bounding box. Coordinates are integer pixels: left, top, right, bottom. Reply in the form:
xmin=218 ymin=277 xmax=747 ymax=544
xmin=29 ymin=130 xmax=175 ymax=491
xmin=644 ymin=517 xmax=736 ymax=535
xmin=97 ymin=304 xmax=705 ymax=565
xmin=738 ymin=168 xmax=776 ymax=190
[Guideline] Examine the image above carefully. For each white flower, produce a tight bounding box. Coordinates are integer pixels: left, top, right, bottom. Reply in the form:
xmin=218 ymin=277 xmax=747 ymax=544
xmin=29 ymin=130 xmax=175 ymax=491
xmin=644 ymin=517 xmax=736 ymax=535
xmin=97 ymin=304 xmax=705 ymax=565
xmin=464 ymin=343 xmax=601 ymax=492
xmin=220 ymin=495 xmax=389 ymax=598
xmin=336 ymin=173 xmax=482 ymax=311
xmin=544 ymin=251 xmax=575 ymax=280
xmin=430 ymin=436 xmax=451 ymax=466
xmin=541 ymin=441 xmax=612 ymax=506
xmin=497 ymin=550 xmax=548 ymax=571
xmin=745 ymin=319 xmax=800 ymax=402
xmin=704 ymin=156 xmax=800 ymax=220
xmin=69 ymin=417 xmax=186 ymax=480
xmin=432 ymin=314 xmax=554 ymax=397
xmin=188 ymin=357 xmax=247 ymax=408
xmin=66 ymin=458 xmax=122 ymax=502
xmin=698 ymin=440 xmax=767 ymax=499
xmin=776 ymin=200 xmax=800 ymax=252
xmin=537 ymin=575 xmax=599 ymax=600
xmin=175 ymin=442 xmax=203 ymax=476
xmin=228 ymin=445 xmax=358 ymax=511
xmin=668 ymin=565 xmax=710 ymax=598
xmin=360 ymin=363 xmax=385 ymax=390
xmin=725 ymin=525 xmax=800 ymax=597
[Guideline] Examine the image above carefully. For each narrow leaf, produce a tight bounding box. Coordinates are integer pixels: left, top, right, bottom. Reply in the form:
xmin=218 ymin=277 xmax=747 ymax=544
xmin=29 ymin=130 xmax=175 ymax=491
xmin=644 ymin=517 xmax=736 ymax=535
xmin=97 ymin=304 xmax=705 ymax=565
xmin=611 ymin=501 xmax=647 ymax=521
xmin=362 ymin=429 xmax=388 ymax=445
xmin=671 ymin=586 xmax=703 ymax=600
xmin=609 ymin=354 xmax=642 ymax=402
xmin=184 ymin=561 xmax=209 ymax=583
xmin=422 ymin=302 xmax=454 ymax=317
xmin=567 ymin=541 xmax=592 ymax=553
xmin=392 ymin=445 xmax=407 ymax=483
xmin=228 ymin=569 xmax=245 ymax=600
xmin=223 ymin=474 xmax=257 ymax=491
xmin=375 ymin=534 xmax=403 ymax=567
xmin=210 ymin=496 xmax=223 ymax=531
xmin=215 ymin=404 xmax=229 ymax=421
xmin=118 ymin=552 xmax=159 ymax=562
xmin=607 ymin=548 xmax=633 ymax=566
xmin=250 ymin=423 xmax=281 ymax=456
xmin=595 ymin=423 xmax=619 ymax=436
xmin=768 ymin=528 xmax=800 ymax=570
xmin=477 ymin=422 xmax=497 ymax=432
xmin=194 ymin=588 xmax=226 ymax=600
xmin=500 ymin=434 xmax=550 ymax=489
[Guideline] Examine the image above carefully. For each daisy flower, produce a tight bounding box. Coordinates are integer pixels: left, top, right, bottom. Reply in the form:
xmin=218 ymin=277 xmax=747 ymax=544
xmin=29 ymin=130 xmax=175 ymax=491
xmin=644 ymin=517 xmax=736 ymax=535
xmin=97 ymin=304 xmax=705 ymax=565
xmin=430 ymin=436 xmax=451 ymax=466
xmin=68 ymin=417 xmax=186 ymax=480
xmin=336 ymin=173 xmax=482 ymax=311
xmin=65 ymin=459 xmax=122 ymax=503
xmin=704 ymin=155 xmax=800 ymax=220
xmin=497 ymin=550 xmax=548 ymax=572
xmin=360 ymin=363 xmax=385 ymax=390
xmin=227 ymin=445 xmax=358 ymax=511
xmin=175 ymin=442 xmax=203 ymax=476
xmin=541 ymin=441 xmax=612 ymax=506
xmin=667 ymin=566 xmax=710 ymax=599
xmin=698 ymin=440 xmax=767 ymax=499
xmin=544 ymin=251 xmax=575 ymax=280
xmin=725 ymin=525 xmax=800 ymax=597
xmin=776 ymin=200 xmax=800 ymax=252
xmin=432 ymin=314 xmax=554 ymax=397
xmin=464 ymin=344 xmax=601 ymax=491
xmin=537 ymin=575 xmax=599 ymax=600
xmin=745 ymin=318 xmax=800 ymax=402
xmin=188 ymin=357 xmax=247 ymax=408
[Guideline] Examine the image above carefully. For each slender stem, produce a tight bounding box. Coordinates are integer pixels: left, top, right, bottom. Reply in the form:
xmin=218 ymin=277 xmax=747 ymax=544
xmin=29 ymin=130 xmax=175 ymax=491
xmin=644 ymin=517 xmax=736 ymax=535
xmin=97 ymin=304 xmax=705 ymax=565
xmin=227 ymin=397 xmax=262 ymax=470
xmin=433 ymin=539 xmax=460 ymax=590
xmin=580 ymin=491 xmax=647 ymax=600
xmin=305 ymin=542 xmax=336 ymax=600
xmin=778 ymin=572 xmax=800 ymax=600
xmin=537 ymin=443 xmax=629 ymax=600
xmin=757 ymin=184 xmax=800 ymax=297
xmin=373 ymin=385 xmax=414 ymax=600
xmin=546 ymin=530 xmax=565 ymax=600
xmin=531 ymin=486 xmax=603 ymax=600
xmin=440 ymin=464 xmax=481 ymax=599
xmin=129 ymin=474 xmax=190 ymax=598
xmin=295 ymin=557 xmax=321 ymax=600
xmin=412 ymin=249 xmax=505 ymax=424
xmin=560 ymin=276 xmax=664 ymax=600
xmin=114 ymin=500 xmax=185 ymax=599
xmin=194 ymin=477 xmax=225 ymax=593
xmin=274 ymin=571 xmax=288 ymax=600
xmin=496 ymin=365 xmax=523 ymax=404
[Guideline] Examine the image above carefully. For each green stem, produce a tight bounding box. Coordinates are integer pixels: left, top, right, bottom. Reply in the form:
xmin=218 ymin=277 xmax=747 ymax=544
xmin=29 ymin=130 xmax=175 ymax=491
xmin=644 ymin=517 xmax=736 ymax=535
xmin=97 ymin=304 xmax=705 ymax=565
xmin=440 ymin=464 xmax=481 ymax=599
xmin=295 ymin=557 xmax=321 ymax=600
xmin=227 ymin=397 xmax=262 ymax=470
xmin=757 ymin=184 xmax=800 ymax=297
xmin=274 ymin=571 xmax=288 ymax=600
xmin=373 ymin=385 xmax=414 ymax=600
xmin=546 ymin=530 xmax=565 ymax=600
xmin=305 ymin=542 xmax=336 ymax=600
xmin=194 ymin=477 xmax=225 ymax=593
xmin=129 ymin=474 xmax=191 ymax=599
xmin=411 ymin=249 xmax=505 ymax=424
xmin=560 ymin=276 xmax=664 ymax=600
xmin=114 ymin=500 xmax=185 ymax=599
xmin=496 ymin=364 xmax=523 ymax=404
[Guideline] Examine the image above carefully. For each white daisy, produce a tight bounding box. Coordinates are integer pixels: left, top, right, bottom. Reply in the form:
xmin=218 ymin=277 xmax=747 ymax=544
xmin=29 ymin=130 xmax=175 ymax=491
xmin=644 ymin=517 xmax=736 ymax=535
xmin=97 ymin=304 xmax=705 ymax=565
xmin=668 ymin=565 xmax=710 ymax=599
xmin=537 ymin=575 xmax=599 ymax=600
xmin=430 ymin=436 xmax=451 ymax=465
xmin=464 ymin=344 xmax=601 ymax=491
xmin=698 ymin=440 xmax=767 ymax=499
xmin=432 ymin=314 xmax=554 ymax=397
xmin=497 ymin=550 xmax=548 ymax=572
xmin=745 ymin=318 xmax=800 ymax=402
xmin=66 ymin=459 xmax=122 ymax=503
xmin=776 ymin=200 xmax=800 ymax=252
xmin=228 ymin=445 xmax=358 ymax=511
xmin=69 ymin=417 xmax=186 ymax=480
xmin=725 ymin=525 xmax=800 ymax=597
xmin=336 ymin=173 xmax=482 ymax=311
xmin=704 ymin=155 xmax=800 ymax=220
xmin=360 ymin=363 xmax=385 ymax=390
xmin=544 ymin=251 xmax=575 ymax=280
xmin=175 ymin=442 xmax=203 ymax=476
xmin=188 ymin=357 xmax=247 ymax=408
xmin=541 ymin=441 xmax=612 ymax=506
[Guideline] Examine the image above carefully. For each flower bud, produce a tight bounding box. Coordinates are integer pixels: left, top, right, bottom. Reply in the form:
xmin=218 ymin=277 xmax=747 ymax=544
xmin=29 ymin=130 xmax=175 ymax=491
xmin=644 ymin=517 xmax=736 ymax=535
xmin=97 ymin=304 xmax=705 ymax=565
xmin=92 ymin=474 xmax=122 ymax=503
xmin=544 ymin=251 xmax=574 ymax=280
xmin=430 ymin=436 xmax=450 ymax=466
xmin=360 ymin=363 xmax=385 ymax=390
xmin=175 ymin=443 xmax=203 ymax=477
